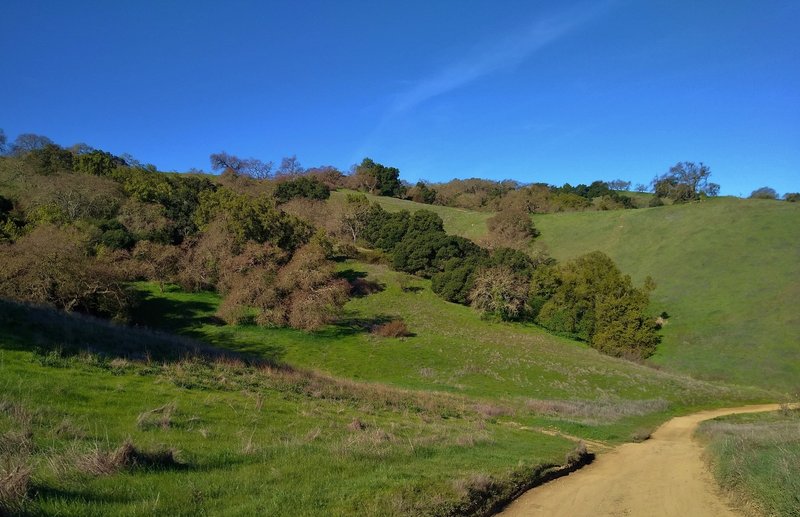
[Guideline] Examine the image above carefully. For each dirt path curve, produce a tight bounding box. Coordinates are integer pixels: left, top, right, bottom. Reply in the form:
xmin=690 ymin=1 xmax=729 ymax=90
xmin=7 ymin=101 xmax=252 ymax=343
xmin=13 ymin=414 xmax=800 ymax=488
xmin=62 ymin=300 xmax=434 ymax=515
xmin=500 ymin=403 xmax=784 ymax=517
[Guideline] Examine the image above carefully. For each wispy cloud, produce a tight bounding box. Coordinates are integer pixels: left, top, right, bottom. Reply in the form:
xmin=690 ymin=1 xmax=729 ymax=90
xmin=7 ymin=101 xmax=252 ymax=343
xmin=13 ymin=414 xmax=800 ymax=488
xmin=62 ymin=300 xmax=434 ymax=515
xmin=352 ymin=3 xmax=612 ymax=163
xmin=388 ymin=4 xmax=608 ymax=115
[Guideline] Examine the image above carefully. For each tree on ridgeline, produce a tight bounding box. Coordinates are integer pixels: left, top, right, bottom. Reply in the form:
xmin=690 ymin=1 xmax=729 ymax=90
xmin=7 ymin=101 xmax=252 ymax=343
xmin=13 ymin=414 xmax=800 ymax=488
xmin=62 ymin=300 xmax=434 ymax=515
xmin=274 ymin=176 xmax=330 ymax=203
xmin=276 ymin=155 xmax=304 ymax=177
xmin=351 ymin=158 xmax=405 ymax=197
xmin=749 ymin=187 xmax=778 ymax=200
xmin=608 ymin=179 xmax=632 ymax=191
xmin=407 ymin=181 xmax=437 ymax=204
xmin=209 ymin=151 xmax=273 ymax=179
xmin=9 ymin=133 xmax=54 ymax=155
xmin=651 ymin=162 xmax=720 ymax=203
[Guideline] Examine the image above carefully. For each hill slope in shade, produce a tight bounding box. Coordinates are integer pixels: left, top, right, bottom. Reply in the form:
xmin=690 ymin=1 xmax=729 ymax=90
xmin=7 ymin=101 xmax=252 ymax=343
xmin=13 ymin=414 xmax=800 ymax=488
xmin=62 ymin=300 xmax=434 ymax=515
xmin=533 ymin=198 xmax=800 ymax=391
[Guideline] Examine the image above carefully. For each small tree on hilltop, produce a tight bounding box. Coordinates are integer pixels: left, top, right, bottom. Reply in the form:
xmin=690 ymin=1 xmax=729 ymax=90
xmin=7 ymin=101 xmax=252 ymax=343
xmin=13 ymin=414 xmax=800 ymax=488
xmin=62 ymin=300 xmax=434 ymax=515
xmin=651 ymin=162 xmax=719 ymax=202
xmin=209 ymin=151 xmax=273 ymax=179
xmin=352 ymin=158 xmax=405 ymax=198
xmin=749 ymin=187 xmax=778 ymax=200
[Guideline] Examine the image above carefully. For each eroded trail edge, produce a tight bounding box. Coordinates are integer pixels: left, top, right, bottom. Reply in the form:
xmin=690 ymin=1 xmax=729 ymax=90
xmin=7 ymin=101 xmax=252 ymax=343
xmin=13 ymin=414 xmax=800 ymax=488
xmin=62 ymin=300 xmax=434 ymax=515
xmin=499 ymin=403 xmax=785 ymax=517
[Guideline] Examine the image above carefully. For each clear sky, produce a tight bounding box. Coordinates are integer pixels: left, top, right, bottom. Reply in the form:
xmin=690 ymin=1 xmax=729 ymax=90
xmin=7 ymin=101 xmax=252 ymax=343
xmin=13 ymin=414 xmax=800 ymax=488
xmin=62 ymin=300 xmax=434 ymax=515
xmin=1 ymin=1 xmax=798 ymax=196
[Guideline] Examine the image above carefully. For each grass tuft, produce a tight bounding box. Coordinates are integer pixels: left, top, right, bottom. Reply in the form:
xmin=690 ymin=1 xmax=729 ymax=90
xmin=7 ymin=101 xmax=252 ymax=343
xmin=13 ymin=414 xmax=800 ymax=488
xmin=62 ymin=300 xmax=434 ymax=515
xmin=0 ymin=461 xmax=31 ymax=515
xmin=77 ymin=439 xmax=183 ymax=476
xmin=371 ymin=319 xmax=412 ymax=338
xmin=136 ymin=402 xmax=177 ymax=430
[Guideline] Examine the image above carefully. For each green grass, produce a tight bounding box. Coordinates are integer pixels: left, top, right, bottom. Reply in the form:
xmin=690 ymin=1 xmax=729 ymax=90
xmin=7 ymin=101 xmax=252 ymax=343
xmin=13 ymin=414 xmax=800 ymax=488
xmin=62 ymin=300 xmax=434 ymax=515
xmin=2 ymin=192 xmax=793 ymax=514
xmin=697 ymin=407 xmax=800 ymax=516
xmin=0 ymin=256 xmax=775 ymax=515
xmin=532 ymin=197 xmax=800 ymax=392
xmin=330 ymin=190 xmax=491 ymax=241
xmin=361 ymin=193 xmax=800 ymax=392
xmin=129 ymin=262 xmax=772 ymax=431
xmin=1 ymin=300 xmax=579 ymax=516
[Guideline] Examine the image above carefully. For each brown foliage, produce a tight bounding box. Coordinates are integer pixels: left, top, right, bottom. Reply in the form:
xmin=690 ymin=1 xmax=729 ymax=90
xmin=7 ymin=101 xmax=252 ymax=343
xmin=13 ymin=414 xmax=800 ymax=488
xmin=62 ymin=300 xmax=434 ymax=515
xmin=117 ymin=199 xmax=170 ymax=238
xmin=22 ymin=173 xmax=123 ymax=224
xmin=372 ymin=319 xmax=411 ymax=338
xmin=131 ymin=240 xmax=183 ymax=289
xmin=136 ymin=402 xmax=177 ymax=430
xmin=482 ymin=206 xmax=537 ymax=250
xmin=77 ymin=439 xmax=182 ymax=476
xmin=0 ymin=225 xmax=129 ymax=317
xmin=468 ymin=266 xmax=529 ymax=320
xmin=268 ymin=242 xmax=350 ymax=330
xmin=214 ymin=241 xmax=349 ymax=331
xmin=0 ymin=462 xmax=30 ymax=514
xmin=177 ymin=219 xmax=239 ymax=291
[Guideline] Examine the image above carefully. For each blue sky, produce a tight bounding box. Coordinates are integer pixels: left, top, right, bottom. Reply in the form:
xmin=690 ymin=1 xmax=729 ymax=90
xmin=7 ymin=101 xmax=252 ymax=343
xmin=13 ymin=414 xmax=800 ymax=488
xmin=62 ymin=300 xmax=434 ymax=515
xmin=1 ymin=1 xmax=798 ymax=196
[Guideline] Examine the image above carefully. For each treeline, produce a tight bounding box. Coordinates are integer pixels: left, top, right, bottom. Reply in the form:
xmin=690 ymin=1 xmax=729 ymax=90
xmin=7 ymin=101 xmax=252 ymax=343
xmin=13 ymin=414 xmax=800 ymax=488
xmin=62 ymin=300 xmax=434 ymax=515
xmin=346 ymin=194 xmax=660 ymax=359
xmin=0 ymin=131 xmax=660 ymax=359
xmin=0 ymin=133 xmax=349 ymax=330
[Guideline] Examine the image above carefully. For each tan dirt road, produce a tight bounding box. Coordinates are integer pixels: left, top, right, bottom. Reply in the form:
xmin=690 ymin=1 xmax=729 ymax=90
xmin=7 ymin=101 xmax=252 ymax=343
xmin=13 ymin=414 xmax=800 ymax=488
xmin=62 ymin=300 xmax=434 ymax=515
xmin=500 ymin=403 xmax=784 ymax=517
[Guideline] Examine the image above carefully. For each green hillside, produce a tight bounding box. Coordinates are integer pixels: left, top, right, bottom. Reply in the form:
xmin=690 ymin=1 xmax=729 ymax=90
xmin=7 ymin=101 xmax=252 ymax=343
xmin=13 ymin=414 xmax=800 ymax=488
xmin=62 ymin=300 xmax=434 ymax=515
xmin=330 ymin=190 xmax=491 ymax=241
xmin=533 ymin=198 xmax=800 ymax=391
xmin=1 ymin=262 xmax=769 ymax=514
xmin=363 ymin=195 xmax=799 ymax=392
xmin=130 ymin=262 xmax=760 ymax=410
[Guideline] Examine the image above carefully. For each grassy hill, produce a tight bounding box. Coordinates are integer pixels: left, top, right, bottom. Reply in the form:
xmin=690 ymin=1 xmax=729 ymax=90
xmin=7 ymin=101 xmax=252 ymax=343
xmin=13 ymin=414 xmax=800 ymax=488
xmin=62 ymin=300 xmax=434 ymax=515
xmin=0 ymin=260 xmax=771 ymax=514
xmin=360 ymin=194 xmax=799 ymax=392
xmin=330 ymin=190 xmax=491 ymax=241
xmin=0 ymin=299 xmax=576 ymax=516
xmin=1 ymin=186 xmax=794 ymax=514
xmin=533 ymin=198 xmax=800 ymax=392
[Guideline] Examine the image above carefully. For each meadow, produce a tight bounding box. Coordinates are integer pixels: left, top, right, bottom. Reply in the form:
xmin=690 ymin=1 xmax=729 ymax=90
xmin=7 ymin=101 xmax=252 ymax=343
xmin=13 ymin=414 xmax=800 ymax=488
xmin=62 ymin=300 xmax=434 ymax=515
xmin=697 ymin=406 xmax=800 ymax=516
xmin=361 ymin=194 xmax=800 ymax=392
xmin=2 ymin=178 xmax=796 ymax=514
xmin=2 ymin=298 xmax=576 ymax=516
xmin=0 ymin=257 xmax=773 ymax=515
xmin=533 ymin=197 xmax=800 ymax=392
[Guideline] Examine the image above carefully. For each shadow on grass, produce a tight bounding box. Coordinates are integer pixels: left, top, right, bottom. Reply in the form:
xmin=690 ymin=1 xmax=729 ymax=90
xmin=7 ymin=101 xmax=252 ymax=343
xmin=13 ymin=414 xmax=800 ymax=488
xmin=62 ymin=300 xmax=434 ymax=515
xmin=31 ymin=484 xmax=134 ymax=506
xmin=338 ymin=268 xmax=386 ymax=298
xmin=0 ymin=298 xmax=284 ymax=368
xmin=313 ymin=313 xmax=415 ymax=338
xmin=192 ymin=328 xmax=286 ymax=365
xmin=129 ymin=287 xmax=219 ymax=332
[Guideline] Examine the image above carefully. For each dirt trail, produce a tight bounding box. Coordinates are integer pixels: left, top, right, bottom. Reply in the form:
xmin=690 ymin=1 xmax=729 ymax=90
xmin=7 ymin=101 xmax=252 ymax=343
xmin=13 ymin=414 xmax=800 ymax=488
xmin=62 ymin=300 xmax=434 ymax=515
xmin=500 ymin=404 xmax=784 ymax=517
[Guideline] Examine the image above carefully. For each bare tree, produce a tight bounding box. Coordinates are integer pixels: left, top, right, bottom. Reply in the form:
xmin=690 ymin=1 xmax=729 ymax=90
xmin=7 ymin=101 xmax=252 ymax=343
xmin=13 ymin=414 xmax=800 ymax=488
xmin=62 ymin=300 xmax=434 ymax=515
xmin=209 ymin=151 xmax=273 ymax=179
xmin=468 ymin=266 xmax=529 ymax=320
xmin=276 ymin=155 xmax=304 ymax=177
xmin=10 ymin=133 xmax=54 ymax=155
xmin=338 ymin=193 xmax=371 ymax=243
xmin=608 ymin=179 xmax=632 ymax=191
